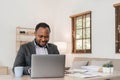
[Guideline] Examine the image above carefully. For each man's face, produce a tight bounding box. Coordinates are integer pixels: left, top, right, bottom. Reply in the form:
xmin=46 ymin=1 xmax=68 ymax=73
xmin=35 ymin=27 xmax=50 ymax=47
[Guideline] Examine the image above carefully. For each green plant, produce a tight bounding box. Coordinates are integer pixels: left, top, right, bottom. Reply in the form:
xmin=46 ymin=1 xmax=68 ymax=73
xmin=109 ymin=63 xmax=113 ymax=67
xmin=103 ymin=63 xmax=114 ymax=67
xmin=103 ymin=64 xmax=107 ymax=67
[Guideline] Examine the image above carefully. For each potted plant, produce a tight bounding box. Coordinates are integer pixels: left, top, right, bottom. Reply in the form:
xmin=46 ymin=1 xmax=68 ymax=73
xmin=109 ymin=63 xmax=114 ymax=73
xmin=102 ymin=63 xmax=114 ymax=73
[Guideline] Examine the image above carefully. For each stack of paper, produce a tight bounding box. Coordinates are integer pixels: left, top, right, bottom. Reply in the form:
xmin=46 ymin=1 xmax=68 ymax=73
xmin=66 ymin=69 xmax=88 ymax=74
xmin=66 ymin=71 xmax=106 ymax=78
xmin=81 ymin=66 xmax=101 ymax=72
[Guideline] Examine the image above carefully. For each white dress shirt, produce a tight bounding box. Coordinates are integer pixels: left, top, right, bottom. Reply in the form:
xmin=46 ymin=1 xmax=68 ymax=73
xmin=34 ymin=41 xmax=48 ymax=55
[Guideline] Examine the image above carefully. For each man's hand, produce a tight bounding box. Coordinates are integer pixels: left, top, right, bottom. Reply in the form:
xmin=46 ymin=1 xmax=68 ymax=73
xmin=28 ymin=68 xmax=31 ymax=74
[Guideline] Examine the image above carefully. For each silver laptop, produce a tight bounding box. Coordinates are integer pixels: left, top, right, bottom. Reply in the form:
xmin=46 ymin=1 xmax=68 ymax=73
xmin=31 ymin=54 xmax=65 ymax=78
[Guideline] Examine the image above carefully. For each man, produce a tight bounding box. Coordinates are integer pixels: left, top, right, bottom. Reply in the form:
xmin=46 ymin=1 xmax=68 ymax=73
xmin=13 ymin=22 xmax=59 ymax=75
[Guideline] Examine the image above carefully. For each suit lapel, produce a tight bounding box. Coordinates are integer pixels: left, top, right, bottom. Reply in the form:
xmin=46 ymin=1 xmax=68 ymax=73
xmin=47 ymin=44 xmax=52 ymax=54
xmin=30 ymin=41 xmax=36 ymax=54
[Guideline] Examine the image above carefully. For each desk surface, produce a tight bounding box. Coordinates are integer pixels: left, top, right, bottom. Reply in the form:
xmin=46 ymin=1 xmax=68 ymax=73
xmin=0 ymin=71 xmax=120 ymax=80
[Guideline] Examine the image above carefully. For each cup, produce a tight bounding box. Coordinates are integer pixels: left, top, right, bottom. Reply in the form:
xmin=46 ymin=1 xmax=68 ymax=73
xmin=14 ymin=66 xmax=23 ymax=77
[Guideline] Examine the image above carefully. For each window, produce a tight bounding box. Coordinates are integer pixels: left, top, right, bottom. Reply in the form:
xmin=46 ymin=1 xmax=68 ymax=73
xmin=70 ymin=11 xmax=92 ymax=53
xmin=114 ymin=3 xmax=120 ymax=53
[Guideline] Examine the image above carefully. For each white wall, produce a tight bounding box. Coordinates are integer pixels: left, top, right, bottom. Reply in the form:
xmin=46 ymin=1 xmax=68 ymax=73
xmin=53 ymin=0 xmax=120 ymax=67
xmin=0 ymin=0 xmax=55 ymax=67
xmin=0 ymin=0 xmax=120 ymax=68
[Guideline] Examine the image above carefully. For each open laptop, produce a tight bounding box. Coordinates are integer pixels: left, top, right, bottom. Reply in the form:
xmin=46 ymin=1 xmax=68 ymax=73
xmin=31 ymin=54 xmax=65 ymax=78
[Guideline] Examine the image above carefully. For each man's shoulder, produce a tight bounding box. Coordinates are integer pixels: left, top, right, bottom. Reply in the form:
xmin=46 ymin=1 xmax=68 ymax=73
xmin=21 ymin=41 xmax=34 ymax=47
xmin=48 ymin=43 xmax=57 ymax=47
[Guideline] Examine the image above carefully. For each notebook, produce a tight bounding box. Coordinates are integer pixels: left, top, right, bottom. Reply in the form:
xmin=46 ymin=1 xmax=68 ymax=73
xmin=31 ymin=54 xmax=65 ymax=78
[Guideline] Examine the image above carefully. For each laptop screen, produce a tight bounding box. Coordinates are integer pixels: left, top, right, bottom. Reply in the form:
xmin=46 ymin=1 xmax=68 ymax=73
xmin=31 ymin=54 xmax=65 ymax=78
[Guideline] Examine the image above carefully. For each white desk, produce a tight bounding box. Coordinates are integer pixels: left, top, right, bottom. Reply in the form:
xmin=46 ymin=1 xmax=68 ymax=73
xmin=0 ymin=71 xmax=120 ymax=80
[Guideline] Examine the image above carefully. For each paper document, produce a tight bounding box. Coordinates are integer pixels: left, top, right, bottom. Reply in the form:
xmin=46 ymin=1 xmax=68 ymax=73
xmin=81 ymin=66 xmax=101 ymax=72
xmin=66 ymin=71 xmax=105 ymax=78
xmin=66 ymin=69 xmax=88 ymax=73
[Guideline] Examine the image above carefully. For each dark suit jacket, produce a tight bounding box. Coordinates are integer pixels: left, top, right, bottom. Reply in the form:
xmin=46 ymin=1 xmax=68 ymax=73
xmin=13 ymin=41 xmax=59 ymax=75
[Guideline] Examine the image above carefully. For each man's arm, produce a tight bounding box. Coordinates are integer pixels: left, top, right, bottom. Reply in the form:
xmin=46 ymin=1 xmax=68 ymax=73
xmin=13 ymin=45 xmax=30 ymax=75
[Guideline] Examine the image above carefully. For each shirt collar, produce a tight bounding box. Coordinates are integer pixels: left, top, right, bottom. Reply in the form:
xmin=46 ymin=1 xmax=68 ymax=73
xmin=34 ymin=39 xmax=48 ymax=48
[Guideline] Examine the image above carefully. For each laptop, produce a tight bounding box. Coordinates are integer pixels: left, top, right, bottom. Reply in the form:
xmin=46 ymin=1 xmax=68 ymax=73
xmin=31 ymin=54 xmax=65 ymax=78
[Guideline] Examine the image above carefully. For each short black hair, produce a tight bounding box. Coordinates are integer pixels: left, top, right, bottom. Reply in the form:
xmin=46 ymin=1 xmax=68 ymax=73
xmin=35 ymin=22 xmax=51 ymax=32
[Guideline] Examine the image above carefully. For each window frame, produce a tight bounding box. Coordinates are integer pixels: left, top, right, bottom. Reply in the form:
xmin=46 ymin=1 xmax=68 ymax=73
xmin=114 ymin=3 xmax=120 ymax=53
xmin=70 ymin=11 xmax=92 ymax=54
